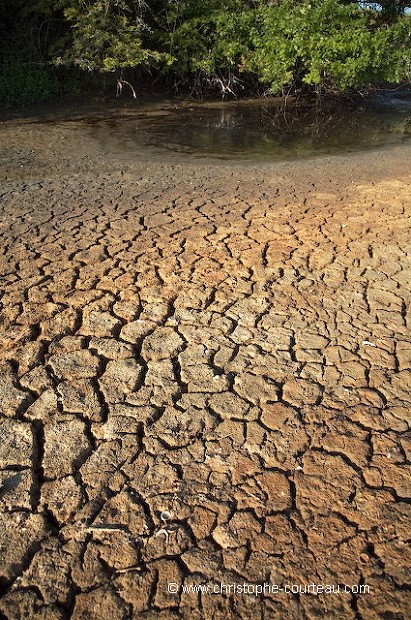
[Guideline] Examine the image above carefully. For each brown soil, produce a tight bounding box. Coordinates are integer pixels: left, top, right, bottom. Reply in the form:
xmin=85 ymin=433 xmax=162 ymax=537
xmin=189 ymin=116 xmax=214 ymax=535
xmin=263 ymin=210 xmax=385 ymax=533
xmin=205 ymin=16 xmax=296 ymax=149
xmin=0 ymin=110 xmax=410 ymax=620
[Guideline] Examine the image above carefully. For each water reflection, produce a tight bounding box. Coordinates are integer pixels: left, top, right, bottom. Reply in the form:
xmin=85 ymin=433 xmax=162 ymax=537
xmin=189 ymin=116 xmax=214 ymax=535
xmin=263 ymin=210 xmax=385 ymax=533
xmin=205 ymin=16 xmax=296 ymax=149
xmin=91 ymin=95 xmax=411 ymax=161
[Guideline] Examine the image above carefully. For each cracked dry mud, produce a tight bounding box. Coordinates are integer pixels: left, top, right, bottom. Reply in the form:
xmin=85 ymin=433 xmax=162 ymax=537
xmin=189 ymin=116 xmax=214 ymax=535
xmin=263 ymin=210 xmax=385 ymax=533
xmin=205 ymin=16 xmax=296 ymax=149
xmin=0 ymin=117 xmax=410 ymax=620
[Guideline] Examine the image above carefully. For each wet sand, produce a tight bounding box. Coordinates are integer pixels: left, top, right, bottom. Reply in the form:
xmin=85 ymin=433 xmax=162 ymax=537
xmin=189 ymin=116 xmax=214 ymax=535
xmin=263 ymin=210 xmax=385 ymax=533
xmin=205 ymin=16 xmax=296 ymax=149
xmin=0 ymin=112 xmax=410 ymax=619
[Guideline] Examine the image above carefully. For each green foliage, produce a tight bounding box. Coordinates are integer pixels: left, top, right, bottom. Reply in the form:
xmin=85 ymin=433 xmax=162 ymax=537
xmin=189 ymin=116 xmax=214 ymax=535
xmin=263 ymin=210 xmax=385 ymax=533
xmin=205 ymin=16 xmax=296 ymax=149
xmin=146 ymin=0 xmax=411 ymax=94
xmin=0 ymin=57 xmax=59 ymax=106
xmin=55 ymin=0 xmax=172 ymax=72
xmin=0 ymin=0 xmax=410 ymax=104
xmin=0 ymin=0 xmax=67 ymax=105
xmin=248 ymin=0 xmax=411 ymax=92
xmin=164 ymin=5 xmax=254 ymax=75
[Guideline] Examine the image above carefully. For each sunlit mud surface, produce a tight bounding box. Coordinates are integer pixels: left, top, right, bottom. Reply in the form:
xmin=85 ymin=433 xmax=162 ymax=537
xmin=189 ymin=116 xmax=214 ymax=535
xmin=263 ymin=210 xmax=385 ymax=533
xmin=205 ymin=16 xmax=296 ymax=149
xmin=0 ymin=100 xmax=410 ymax=619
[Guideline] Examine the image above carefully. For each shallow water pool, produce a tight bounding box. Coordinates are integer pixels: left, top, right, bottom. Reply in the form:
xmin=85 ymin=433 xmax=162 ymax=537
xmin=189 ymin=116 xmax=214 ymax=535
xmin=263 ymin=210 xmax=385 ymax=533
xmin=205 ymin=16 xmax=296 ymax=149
xmin=89 ymin=94 xmax=411 ymax=162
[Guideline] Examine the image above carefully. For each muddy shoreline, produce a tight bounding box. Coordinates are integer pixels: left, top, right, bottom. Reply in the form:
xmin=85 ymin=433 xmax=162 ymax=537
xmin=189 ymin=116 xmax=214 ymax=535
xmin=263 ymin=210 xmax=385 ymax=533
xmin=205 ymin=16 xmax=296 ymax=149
xmin=0 ymin=110 xmax=410 ymax=619
xmin=0 ymin=98 xmax=410 ymax=185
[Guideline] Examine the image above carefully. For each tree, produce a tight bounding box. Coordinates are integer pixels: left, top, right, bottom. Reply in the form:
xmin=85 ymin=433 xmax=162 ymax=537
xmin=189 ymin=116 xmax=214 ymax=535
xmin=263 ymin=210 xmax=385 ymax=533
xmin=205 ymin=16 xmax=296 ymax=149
xmin=1 ymin=0 xmax=410 ymax=105
xmin=53 ymin=0 xmax=174 ymax=96
xmin=247 ymin=0 xmax=411 ymax=93
xmin=0 ymin=0 xmax=61 ymax=105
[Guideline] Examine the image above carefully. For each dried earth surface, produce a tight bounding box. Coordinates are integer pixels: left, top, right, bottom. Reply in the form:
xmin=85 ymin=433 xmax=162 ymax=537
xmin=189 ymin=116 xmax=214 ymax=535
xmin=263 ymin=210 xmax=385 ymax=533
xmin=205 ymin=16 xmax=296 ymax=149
xmin=0 ymin=106 xmax=410 ymax=619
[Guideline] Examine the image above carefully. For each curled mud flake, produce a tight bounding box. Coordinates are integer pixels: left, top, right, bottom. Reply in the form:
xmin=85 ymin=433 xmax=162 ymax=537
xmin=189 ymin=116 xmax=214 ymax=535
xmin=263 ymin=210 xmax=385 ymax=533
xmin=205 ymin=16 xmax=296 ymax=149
xmin=155 ymin=528 xmax=171 ymax=543
xmin=154 ymin=510 xmax=179 ymax=543
xmin=212 ymin=373 xmax=226 ymax=382
xmin=114 ymin=565 xmax=144 ymax=574
xmin=86 ymin=524 xmax=126 ymax=533
xmin=362 ymin=340 xmax=376 ymax=346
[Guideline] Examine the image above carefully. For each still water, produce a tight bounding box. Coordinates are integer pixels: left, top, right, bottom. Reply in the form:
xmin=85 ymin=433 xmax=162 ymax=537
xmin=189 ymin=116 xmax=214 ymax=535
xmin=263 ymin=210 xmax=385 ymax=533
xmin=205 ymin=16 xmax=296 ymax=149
xmin=89 ymin=93 xmax=411 ymax=162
